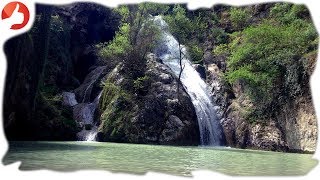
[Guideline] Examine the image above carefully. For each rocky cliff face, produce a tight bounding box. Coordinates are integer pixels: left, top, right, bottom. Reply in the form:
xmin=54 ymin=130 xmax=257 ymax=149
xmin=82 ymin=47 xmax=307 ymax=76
xmin=276 ymin=95 xmax=317 ymax=152
xmin=204 ymin=44 xmax=317 ymax=152
xmin=201 ymin=3 xmax=318 ymax=152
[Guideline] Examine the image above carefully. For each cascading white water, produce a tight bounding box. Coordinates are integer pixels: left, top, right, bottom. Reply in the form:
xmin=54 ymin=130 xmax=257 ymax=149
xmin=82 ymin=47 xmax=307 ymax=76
xmin=71 ymin=66 xmax=106 ymax=142
xmin=74 ymin=91 xmax=102 ymax=141
xmin=154 ymin=16 xmax=224 ymax=146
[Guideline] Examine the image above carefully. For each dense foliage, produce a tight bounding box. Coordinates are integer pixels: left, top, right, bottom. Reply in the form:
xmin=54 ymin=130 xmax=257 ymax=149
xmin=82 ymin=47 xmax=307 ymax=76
xmin=229 ymin=7 xmax=251 ymax=30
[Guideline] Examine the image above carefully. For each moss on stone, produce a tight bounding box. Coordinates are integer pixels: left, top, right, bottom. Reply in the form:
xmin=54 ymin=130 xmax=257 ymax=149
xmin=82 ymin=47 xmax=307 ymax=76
xmin=98 ymin=81 xmax=133 ymax=142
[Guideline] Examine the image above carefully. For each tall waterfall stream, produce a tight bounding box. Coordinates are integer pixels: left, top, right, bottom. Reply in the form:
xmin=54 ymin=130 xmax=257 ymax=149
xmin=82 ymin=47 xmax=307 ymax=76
xmin=154 ymin=16 xmax=224 ymax=146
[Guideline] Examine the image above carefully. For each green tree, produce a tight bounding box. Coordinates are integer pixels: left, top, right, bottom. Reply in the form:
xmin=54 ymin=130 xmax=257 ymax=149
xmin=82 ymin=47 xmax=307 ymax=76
xmin=98 ymin=3 xmax=167 ymax=91
xmin=115 ymin=3 xmax=169 ymax=47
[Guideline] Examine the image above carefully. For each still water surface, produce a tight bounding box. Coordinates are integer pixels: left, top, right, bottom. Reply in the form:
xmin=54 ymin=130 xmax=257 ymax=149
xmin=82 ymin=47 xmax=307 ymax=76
xmin=2 ymin=141 xmax=318 ymax=176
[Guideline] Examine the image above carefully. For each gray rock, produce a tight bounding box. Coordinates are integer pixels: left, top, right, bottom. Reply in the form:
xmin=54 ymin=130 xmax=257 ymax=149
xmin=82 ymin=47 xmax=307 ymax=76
xmin=73 ymin=103 xmax=96 ymax=125
xmin=160 ymin=115 xmax=192 ymax=144
xmin=250 ymin=122 xmax=287 ymax=151
xmin=62 ymin=92 xmax=78 ymax=107
xmin=276 ymin=96 xmax=317 ymax=152
xmin=159 ymin=73 xmax=173 ymax=84
xmin=203 ymin=51 xmax=214 ymax=64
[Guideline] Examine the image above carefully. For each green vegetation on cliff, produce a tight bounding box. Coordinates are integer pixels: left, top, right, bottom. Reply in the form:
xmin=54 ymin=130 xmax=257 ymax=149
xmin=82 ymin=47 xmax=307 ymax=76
xmin=99 ymin=82 xmax=133 ymax=141
xmin=229 ymin=7 xmax=251 ymax=30
xmin=214 ymin=3 xmax=318 ymax=122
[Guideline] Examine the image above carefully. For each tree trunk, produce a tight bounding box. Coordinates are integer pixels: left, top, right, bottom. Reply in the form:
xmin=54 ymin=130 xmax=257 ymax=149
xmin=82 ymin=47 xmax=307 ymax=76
xmin=177 ymin=42 xmax=184 ymax=102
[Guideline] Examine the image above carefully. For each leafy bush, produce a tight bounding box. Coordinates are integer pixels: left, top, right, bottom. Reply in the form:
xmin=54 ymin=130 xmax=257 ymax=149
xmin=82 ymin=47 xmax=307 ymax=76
xmin=100 ymin=82 xmax=120 ymax=111
xmin=290 ymin=5 xmax=309 ymax=18
xmin=213 ymin=44 xmax=229 ymax=56
xmin=138 ymin=2 xmax=170 ymax=16
xmin=164 ymin=5 xmax=193 ymax=43
xmin=188 ymin=44 xmax=204 ymax=64
xmin=229 ymin=7 xmax=251 ymax=30
xmin=270 ymin=3 xmax=311 ymax=24
xmin=191 ymin=13 xmax=209 ymax=43
xmin=99 ymin=5 xmax=163 ymax=80
xmin=270 ymin=3 xmax=292 ymax=19
xmin=98 ymin=23 xmax=131 ymax=61
xmin=100 ymin=81 xmax=132 ymax=111
xmin=99 ymin=81 xmax=133 ymax=141
xmin=210 ymin=28 xmax=228 ymax=44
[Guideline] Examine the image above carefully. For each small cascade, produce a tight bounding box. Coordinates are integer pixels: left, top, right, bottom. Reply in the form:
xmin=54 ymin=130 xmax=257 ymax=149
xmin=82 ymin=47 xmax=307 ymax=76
xmin=76 ymin=125 xmax=98 ymax=141
xmin=74 ymin=66 xmax=106 ymax=103
xmin=74 ymin=91 xmax=102 ymax=141
xmin=67 ymin=66 xmax=106 ymax=142
xmin=153 ymin=16 xmax=224 ymax=146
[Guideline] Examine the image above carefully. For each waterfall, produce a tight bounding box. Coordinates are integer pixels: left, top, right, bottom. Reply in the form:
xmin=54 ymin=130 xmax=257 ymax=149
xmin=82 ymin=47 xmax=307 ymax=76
xmin=62 ymin=91 xmax=98 ymax=141
xmin=153 ymin=16 xmax=224 ymax=146
xmin=69 ymin=66 xmax=106 ymax=142
xmin=71 ymin=91 xmax=102 ymax=142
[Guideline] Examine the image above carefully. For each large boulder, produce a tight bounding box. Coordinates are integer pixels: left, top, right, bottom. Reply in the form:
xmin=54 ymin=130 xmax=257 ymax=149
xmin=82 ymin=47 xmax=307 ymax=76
xmin=159 ymin=115 xmax=187 ymax=143
xmin=250 ymin=121 xmax=287 ymax=151
xmin=98 ymin=54 xmax=200 ymax=145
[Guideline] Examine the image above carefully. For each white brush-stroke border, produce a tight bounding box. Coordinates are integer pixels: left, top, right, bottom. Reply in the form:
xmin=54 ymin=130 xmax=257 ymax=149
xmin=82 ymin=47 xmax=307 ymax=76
xmin=0 ymin=0 xmax=319 ymax=179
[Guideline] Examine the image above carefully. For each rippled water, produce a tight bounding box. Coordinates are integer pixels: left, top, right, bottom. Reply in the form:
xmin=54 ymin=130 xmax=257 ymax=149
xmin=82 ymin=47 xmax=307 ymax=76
xmin=2 ymin=141 xmax=318 ymax=176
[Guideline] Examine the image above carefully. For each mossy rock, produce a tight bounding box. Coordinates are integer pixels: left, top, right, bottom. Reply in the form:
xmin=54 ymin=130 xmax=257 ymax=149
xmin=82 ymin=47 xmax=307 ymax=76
xmin=98 ymin=81 xmax=133 ymax=142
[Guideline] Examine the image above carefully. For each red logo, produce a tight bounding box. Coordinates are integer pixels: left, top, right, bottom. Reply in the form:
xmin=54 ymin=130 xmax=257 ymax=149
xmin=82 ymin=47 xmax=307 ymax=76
xmin=1 ymin=1 xmax=30 ymax=30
